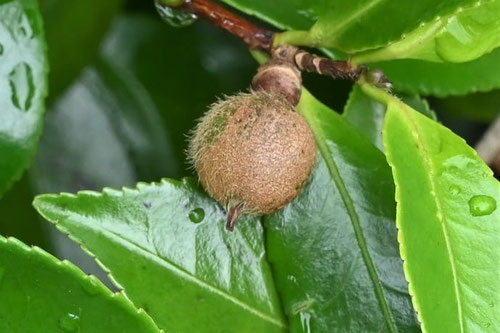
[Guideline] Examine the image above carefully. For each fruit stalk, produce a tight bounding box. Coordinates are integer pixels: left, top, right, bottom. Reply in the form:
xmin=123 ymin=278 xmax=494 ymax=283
xmin=181 ymin=0 xmax=273 ymax=52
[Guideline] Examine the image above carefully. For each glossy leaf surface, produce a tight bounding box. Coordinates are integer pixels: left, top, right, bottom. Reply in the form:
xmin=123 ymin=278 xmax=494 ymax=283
xmin=373 ymin=85 xmax=500 ymax=332
xmin=226 ymin=0 xmax=478 ymax=55
xmin=0 ymin=0 xmax=48 ymax=196
xmin=377 ymin=48 xmax=500 ymax=97
xmin=352 ymin=0 xmax=500 ymax=63
xmin=0 ymin=236 xmax=159 ymax=332
xmin=34 ymin=179 xmax=286 ymax=333
xmin=264 ymin=89 xmax=419 ymax=332
xmin=222 ymin=0 xmax=500 ymax=96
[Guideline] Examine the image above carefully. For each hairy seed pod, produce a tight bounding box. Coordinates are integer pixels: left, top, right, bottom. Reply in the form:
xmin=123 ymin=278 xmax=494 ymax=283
xmin=188 ymin=91 xmax=316 ymax=230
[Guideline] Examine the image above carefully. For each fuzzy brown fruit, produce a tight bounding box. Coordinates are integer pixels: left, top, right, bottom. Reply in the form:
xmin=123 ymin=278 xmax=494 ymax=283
xmin=188 ymin=91 xmax=317 ymax=230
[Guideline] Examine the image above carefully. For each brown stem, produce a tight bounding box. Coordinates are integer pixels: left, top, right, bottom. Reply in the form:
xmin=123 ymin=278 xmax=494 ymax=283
xmin=181 ymin=0 xmax=274 ymax=52
xmin=167 ymin=0 xmax=389 ymax=85
xmin=294 ymin=50 xmax=364 ymax=80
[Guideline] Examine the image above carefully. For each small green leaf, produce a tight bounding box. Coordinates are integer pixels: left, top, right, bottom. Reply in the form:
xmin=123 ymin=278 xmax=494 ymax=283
xmin=33 ymin=179 xmax=286 ymax=332
xmin=0 ymin=235 xmax=159 ymax=332
xmin=0 ymin=0 xmax=48 ymax=196
xmin=343 ymin=85 xmax=436 ymax=151
xmin=373 ymin=85 xmax=500 ymax=331
xmin=264 ymin=89 xmax=419 ymax=332
xmin=353 ymin=1 xmax=500 ymax=64
xmin=377 ymin=48 xmax=500 ymax=97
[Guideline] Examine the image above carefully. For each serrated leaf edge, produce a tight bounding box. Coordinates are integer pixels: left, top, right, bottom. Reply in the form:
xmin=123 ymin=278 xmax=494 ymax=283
xmin=381 ymin=100 xmax=491 ymax=333
xmin=0 ymin=235 xmax=162 ymax=332
xmin=33 ymin=178 xmax=288 ymax=330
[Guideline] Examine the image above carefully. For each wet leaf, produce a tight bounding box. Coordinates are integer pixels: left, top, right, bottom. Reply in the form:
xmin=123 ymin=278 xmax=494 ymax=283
xmin=0 ymin=0 xmax=48 ymax=196
xmin=363 ymin=83 xmax=500 ymax=331
xmin=264 ymin=89 xmax=419 ymax=332
xmin=33 ymin=179 xmax=286 ymax=333
xmin=352 ymin=1 xmax=500 ymax=64
xmin=225 ymin=0 xmax=479 ymax=55
xmin=0 ymin=236 xmax=160 ymax=332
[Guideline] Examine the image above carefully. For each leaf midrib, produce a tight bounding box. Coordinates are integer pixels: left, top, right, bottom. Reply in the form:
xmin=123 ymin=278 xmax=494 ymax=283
xmin=398 ymin=105 xmax=464 ymax=332
xmin=54 ymin=214 xmax=287 ymax=330
xmin=299 ymin=95 xmax=398 ymax=333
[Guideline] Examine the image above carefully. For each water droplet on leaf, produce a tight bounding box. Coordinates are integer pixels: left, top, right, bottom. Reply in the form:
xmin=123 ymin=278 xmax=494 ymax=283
xmin=9 ymin=62 xmax=35 ymax=111
xmin=189 ymin=208 xmax=205 ymax=223
xmin=468 ymin=195 xmax=497 ymax=217
xmin=59 ymin=313 xmax=80 ymax=332
xmin=155 ymin=1 xmax=198 ymax=28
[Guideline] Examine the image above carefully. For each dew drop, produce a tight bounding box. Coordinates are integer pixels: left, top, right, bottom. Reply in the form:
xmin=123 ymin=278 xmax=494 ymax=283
xmin=468 ymin=195 xmax=497 ymax=217
xmin=189 ymin=208 xmax=205 ymax=223
xmin=9 ymin=62 xmax=35 ymax=111
xmin=449 ymin=185 xmax=461 ymax=196
xmin=59 ymin=313 xmax=80 ymax=332
xmin=82 ymin=275 xmax=100 ymax=296
xmin=155 ymin=1 xmax=198 ymax=28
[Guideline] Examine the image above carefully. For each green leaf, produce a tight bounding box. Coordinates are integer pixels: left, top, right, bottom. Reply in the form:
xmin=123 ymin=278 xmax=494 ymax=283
xmin=362 ymin=83 xmax=500 ymax=331
xmin=33 ymin=179 xmax=287 ymax=332
xmin=0 ymin=235 xmax=160 ymax=332
xmin=40 ymin=0 xmax=123 ymax=100
xmin=343 ymin=85 xmax=436 ymax=151
xmin=343 ymin=85 xmax=387 ymax=151
xmin=376 ymin=48 xmax=500 ymax=97
xmin=0 ymin=0 xmax=48 ymax=196
xmin=239 ymin=0 xmax=477 ymax=54
xmin=353 ymin=1 xmax=500 ymax=63
xmin=264 ymin=89 xmax=419 ymax=332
